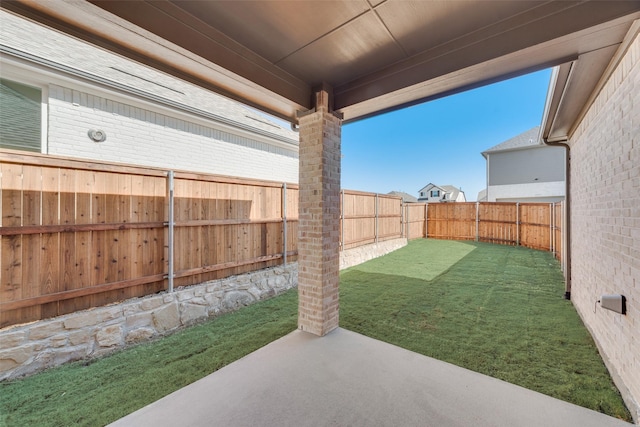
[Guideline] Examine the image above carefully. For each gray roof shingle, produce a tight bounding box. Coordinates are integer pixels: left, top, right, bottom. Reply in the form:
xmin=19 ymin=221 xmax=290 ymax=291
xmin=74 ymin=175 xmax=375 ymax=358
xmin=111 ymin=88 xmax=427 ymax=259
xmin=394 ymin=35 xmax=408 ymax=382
xmin=482 ymin=126 xmax=541 ymax=155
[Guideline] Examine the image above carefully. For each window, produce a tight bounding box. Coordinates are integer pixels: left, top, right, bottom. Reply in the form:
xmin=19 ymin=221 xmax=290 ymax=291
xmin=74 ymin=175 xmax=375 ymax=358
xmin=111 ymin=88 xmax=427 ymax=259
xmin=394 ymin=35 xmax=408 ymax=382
xmin=420 ymin=192 xmax=425 ymax=197
xmin=0 ymin=78 xmax=42 ymax=152
xmin=431 ymin=190 xmax=440 ymax=197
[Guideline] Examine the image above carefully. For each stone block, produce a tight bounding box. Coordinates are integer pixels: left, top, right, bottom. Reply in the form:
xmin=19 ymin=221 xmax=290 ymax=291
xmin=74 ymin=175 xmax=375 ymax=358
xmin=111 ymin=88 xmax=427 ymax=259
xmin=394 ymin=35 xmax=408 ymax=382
xmin=221 ymin=290 xmax=255 ymax=311
xmin=67 ymin=329 xmax=92 ymax=347
xmin=100 ymin=306 xmax=123 ymax=323
xmin=247 ymin=286 xmax=263 ymax=300
xmin=152 ymin=303 xmax=180 ymax=332
xmin=162 ymin=294 xmax=175 ymax=304
xmin=63 ymin=311 xmax=102 ymax=329
xmin=50 ymin=335 xmax=69 ymax=348
xmin=0 ymin=330 xmax=27 ymax=348
xmin=126 ymin=312 xmax=153 ymax=329
xmin=177 ymin=290 xmax=195 ymax=302
xmin=125 ymin=328 xmax=155 ymax=344
xmin=180 ymin=303 xmax=208 ymax=325
xmin=96 ymin=325 xmax=123 ymax=347
xmin=28 ymin=321 xmax=65 ymax=340
xmin=52 ymin=346 xmax=90 ymax=366
xmin=190 ymin=297 xmax=208 ymax=306
xmin=206 ymin=282 xmax=222 ymax=293
xmin=0 ymin=345 xmax=33 ymax=366
xmin=204 ymin=293 xmax=221 ymax=307
xmin=140 ymin=295 xmax=164 ymax=311
xmin=123 ymin=303 xmax=141 ymax=316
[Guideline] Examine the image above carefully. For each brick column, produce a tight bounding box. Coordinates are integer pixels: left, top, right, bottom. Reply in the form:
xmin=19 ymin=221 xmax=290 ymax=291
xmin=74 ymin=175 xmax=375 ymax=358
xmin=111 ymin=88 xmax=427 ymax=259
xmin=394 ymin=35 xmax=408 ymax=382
xmin=297 ymin=88 xmax=341 ymax=336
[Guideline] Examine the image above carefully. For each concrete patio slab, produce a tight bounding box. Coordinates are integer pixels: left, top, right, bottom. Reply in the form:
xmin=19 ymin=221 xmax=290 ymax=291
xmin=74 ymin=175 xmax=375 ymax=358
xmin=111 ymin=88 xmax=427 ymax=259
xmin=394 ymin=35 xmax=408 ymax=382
xmin=109 ymin=328 xmax=631 ymax=427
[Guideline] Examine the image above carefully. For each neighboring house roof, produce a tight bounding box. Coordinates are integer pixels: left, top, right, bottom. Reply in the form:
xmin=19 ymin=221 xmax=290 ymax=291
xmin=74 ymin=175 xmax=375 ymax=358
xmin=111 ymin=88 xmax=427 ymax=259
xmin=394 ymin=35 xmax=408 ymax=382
xmin=387 ymin=191 xmax=418 ymax=203
xmin=440 ymin=185 xmax=465 ymax=201
xmin=417 ymin=183 xmax=465 ymax=202
xmin=481 ymin=126 xmax=541 ymax=157
xmin=418 ymin=183 xmax=441 ymax=194
xmin=0 ymin=11 xmax=298 ymax=146
xmin=477 ymin=189 xmax=488 ymax=202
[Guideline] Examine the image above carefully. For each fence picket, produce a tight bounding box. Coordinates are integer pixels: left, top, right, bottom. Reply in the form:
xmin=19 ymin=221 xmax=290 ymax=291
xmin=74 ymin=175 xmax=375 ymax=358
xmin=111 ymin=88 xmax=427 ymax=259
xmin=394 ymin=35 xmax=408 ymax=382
xmin=0 ymin=151 xmax=563 ymax=327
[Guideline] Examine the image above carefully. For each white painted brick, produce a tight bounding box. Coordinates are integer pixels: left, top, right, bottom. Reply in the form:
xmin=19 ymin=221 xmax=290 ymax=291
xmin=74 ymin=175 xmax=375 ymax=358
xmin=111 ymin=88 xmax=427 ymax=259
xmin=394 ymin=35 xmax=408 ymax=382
xmin=569 ymin=31 xmax=640 ymax=420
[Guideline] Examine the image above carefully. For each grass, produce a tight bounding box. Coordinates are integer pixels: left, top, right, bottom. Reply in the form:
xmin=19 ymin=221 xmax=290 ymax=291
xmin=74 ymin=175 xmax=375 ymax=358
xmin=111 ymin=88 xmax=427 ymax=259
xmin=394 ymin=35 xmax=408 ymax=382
xmin=0 ymin=239 xmax=631 ymax=425
xmin=340 ymin=240 xmax=631 ymax=421
xmin=0 ymin=291 xmax=298 ymax=426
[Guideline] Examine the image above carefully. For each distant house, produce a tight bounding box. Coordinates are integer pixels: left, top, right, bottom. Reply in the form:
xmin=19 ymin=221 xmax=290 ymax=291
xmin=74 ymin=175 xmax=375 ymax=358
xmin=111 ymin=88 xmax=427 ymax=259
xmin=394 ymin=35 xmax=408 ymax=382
xmin=417 ymin=183 xmax=466 ymax=203
xmin=481 ymin=126 xmax=565 ymax=202
xmin=387 ymin=191 xmax=418 ymax=203
xmin=0 ymin=11 xmax=299 ymax=183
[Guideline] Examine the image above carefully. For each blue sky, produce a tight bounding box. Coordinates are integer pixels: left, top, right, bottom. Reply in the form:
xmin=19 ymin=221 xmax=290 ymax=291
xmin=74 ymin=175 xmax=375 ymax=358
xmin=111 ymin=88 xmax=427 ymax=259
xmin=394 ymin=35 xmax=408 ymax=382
xmin=341 ymin=68 xmax=552 ymax=201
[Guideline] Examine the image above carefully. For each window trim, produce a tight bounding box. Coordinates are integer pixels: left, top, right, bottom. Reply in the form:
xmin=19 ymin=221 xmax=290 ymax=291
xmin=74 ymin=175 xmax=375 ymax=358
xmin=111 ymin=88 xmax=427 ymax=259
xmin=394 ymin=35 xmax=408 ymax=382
xmin=0 ymin=63 xmax=48 ymax=154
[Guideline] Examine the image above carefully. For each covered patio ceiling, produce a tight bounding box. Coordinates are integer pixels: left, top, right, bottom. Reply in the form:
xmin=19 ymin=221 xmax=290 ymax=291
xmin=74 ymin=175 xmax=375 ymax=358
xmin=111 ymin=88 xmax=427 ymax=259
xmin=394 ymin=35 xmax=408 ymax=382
xmin=3 ymin=1 xmax=640 ymax=133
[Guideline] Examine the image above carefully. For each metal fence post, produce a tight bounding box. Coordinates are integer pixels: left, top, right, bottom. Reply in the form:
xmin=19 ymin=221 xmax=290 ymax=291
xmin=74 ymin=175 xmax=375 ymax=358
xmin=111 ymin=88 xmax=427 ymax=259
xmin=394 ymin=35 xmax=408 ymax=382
xmin=340 ymin=190 xmax=344 ymax=251
xmin=282 ymin=182 xmax=287 ymax=265
xmin=475 ymin=202 xmax=479 ymax=242
xmin=167 ymin=170 xmax=175 ymax=293
xmin=424 ymin=203 xmax=428 ymax=238
xmin=549 ymin=202 xmax=553 ymax=252
xmin=375 ymin=193 xmax=379 ymax=243
xmin=400 ymin=199 xmax=404 ymax=238
xmin=516 ymin=202 xmax=520 ymax=246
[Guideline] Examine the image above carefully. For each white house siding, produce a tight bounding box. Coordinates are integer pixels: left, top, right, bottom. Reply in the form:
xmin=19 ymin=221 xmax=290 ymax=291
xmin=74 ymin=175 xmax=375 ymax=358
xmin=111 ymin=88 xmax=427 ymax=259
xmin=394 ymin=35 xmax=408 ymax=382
xmin=47 ymin=85 xmax=298 ymax=182
xmin=1 ymin=10 xmax=299 ymax=183
xmin=487 ymin=181 xmax=565 ymax=202
xmin=568 ymin=29 xmax=639 ymax=421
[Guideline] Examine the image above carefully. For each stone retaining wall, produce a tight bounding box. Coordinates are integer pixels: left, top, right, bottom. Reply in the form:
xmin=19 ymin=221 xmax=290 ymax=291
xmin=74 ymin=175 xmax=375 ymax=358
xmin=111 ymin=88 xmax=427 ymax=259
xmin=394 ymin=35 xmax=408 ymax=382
xmin=0 ymin=264 xmax=297 ymax=381
xmin=340 ymin=238 xmax=408 ymax=270
xmin=0 ymin=238 xmax=409 ymax=381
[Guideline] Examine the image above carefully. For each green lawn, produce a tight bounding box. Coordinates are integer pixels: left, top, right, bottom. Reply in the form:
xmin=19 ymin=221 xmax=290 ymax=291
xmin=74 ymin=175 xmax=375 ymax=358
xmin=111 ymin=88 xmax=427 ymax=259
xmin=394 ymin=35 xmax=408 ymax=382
xmin=0 ymin=240 xmax=631 ymax=425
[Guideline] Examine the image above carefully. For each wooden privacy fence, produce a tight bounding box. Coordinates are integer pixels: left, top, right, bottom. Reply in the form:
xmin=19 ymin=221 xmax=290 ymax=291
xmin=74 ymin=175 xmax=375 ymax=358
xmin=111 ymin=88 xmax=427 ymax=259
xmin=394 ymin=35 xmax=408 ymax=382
xmin=340 ymin=190 xmax=403 ymax=250
xmin=0 ymin=152 xmax=298 ymax=327
xmin=425 ymin=202 xmax=564 ymax=258
xmin=0 ymin=151 xmax=564 ymax=327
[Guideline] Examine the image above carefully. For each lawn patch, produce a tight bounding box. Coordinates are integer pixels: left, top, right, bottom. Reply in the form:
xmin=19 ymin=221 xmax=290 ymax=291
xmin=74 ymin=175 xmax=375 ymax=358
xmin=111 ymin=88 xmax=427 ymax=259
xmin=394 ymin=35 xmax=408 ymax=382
xmin=340 ymin=239 xmax=631 ymax=421
xmin=0 ymin=240 xmax=631 ymax=424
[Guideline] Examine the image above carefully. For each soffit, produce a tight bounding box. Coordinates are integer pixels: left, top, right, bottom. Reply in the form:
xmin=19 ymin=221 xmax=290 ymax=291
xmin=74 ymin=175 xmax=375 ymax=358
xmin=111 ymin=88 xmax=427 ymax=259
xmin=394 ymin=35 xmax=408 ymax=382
xmin=2 ymin=0 xmax=639 ymax=125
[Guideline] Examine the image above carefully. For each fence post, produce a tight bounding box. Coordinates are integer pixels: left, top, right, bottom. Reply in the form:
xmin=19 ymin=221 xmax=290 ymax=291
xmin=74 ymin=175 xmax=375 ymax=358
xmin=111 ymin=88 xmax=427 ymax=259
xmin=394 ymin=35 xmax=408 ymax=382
xmin=167 ymin=170 xmax=175 ymax=293
xmin=516 ymin=202 xmax=520 ymax=246
xmin=549 ymin=202 xmax=553 ymax=252
xmin=475 ymin=202 xmax=479 ymax=242
xmin=400 ymin=199 xmax=404 ymax=238
xmin=340 ymin=190 xmax=344 ymax=251
xmin=282 ymin=182 xmax=287 ymax=265
xmin=424 ymin=203 xmax=428 ymax=238
xmin=375 ymin=193 xmax=379 ymax=243
xmin=551 ymin=203 xmax=555 ymax=255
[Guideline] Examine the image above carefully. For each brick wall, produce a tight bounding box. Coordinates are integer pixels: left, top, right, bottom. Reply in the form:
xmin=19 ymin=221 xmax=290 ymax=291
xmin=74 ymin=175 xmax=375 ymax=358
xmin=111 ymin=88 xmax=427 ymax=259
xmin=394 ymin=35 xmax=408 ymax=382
xmin=569 ymin=29 xmax=639 ymax=421
xmin=47 ymin=85 xmax=298 ymax=183
xmin=297 ymin=94 xmax=342 ymax=336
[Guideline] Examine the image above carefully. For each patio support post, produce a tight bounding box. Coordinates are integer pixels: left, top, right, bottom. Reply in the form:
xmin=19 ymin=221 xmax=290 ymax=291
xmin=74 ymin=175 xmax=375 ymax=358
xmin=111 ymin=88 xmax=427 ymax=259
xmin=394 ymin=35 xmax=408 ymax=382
xmin=297 ymin=84 xmax=342 ymax=336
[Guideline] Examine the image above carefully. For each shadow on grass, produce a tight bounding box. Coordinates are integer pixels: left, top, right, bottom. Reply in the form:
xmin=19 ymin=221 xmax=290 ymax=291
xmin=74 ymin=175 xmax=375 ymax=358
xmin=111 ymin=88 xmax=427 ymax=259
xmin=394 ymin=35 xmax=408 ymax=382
xmin=340 ymin=240 xmax=631 ymax=421
xmin=0 ymin=240 xmax=631 ymax=424
xmin=346 ymin=239 xmax=478 ymax=281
